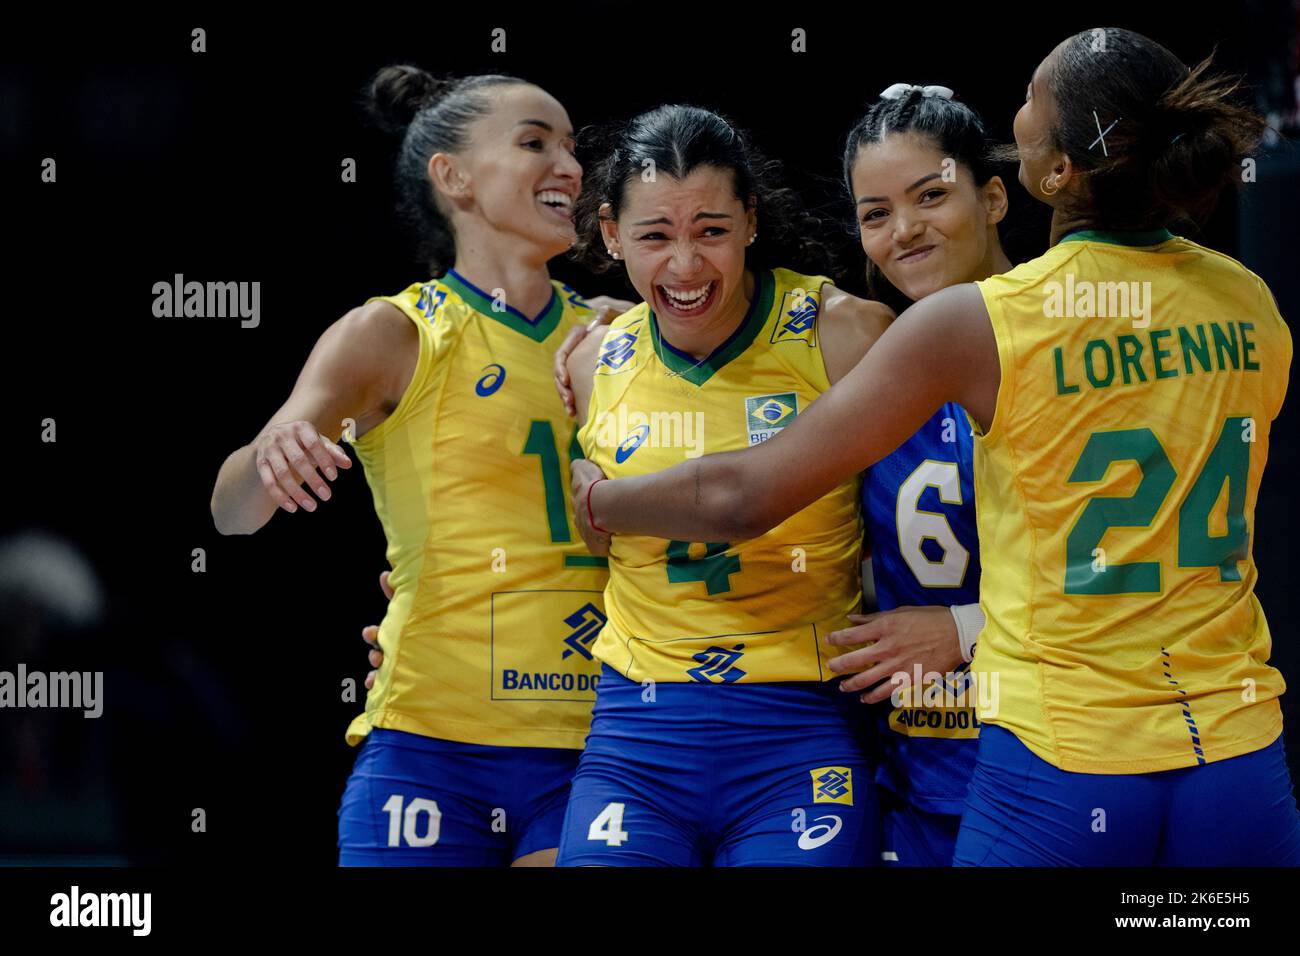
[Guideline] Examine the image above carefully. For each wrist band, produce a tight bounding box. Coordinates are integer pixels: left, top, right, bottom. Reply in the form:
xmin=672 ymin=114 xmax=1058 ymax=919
xmin=586 ymin=478 xmax=612 ymax=535
xmin=949 ymin=602 xmax=986 ymax=663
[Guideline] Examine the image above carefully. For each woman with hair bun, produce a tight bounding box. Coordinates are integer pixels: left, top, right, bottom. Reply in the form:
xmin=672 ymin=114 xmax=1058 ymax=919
xmin=211 ymin=67 xmax=626 ymax=866
xmin=573 ymin=29 xmax=1300 ymax=865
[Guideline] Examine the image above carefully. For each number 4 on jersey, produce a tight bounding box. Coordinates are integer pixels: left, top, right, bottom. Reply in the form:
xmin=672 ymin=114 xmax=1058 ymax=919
xmin=588 ymin=802 xmax=629 ymax=846
xmin=666 ymin=540 xmax=741 ymax=594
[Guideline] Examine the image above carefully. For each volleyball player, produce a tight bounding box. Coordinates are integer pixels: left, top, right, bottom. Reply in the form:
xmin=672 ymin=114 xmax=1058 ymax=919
xmin=211 ymin=67 xmax=623 ymax=865
xmin=554 ymin=104 xmax=894 ymax=866
xmin=551 ymin=87 xmax=1011 ymax=867
xmin=824 ymin=85 xmax=1011 ymax=865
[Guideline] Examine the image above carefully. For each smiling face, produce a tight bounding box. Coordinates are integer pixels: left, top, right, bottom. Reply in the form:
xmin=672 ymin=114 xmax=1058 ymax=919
xmin=435 ymin=84 xmax=582 ymax=259
xmin=850 ymin=131 xmax=1007 ymax=301
xmin=1013 ymin=43 xmax=1068 ymax=204
xmin=601 ymin=165 xmax=757 ymax=355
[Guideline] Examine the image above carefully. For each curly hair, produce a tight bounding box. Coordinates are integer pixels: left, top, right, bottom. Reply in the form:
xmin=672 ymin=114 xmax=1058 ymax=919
xmin=571 ymin=104 xmax=835 ymax=278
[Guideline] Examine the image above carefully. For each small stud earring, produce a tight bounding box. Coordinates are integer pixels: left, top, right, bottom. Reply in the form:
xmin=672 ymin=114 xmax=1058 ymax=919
xmin=747 ymin=232 xmax=757 ymax=245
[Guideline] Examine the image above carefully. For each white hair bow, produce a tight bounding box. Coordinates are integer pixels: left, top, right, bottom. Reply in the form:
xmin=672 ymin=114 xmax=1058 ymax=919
xmin=879 ymin=83 xmax=954 ymax=101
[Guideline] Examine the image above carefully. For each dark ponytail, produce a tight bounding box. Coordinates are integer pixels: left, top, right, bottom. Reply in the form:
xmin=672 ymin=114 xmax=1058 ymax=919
xmin=1048 ymin=28 xmax=1268 ymax=231
xmin=571 ymin=104 xmax=834 ymax=278
xmin=365 ymin=65 xmax=528 ymax=274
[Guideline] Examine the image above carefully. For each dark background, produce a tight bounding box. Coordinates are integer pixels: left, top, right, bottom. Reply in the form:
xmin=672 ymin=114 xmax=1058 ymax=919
xmin=2 ymin=2 xmax=1297 ymax=864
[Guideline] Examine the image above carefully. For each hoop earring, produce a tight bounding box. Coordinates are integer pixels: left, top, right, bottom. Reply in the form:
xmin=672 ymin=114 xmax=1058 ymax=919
xmin=1040 ymin=175 xmax=1060 ymax=197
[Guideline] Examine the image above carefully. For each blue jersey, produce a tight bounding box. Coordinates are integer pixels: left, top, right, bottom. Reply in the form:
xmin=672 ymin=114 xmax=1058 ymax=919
xmin=860 ymin=402 xmax=981 ymax=816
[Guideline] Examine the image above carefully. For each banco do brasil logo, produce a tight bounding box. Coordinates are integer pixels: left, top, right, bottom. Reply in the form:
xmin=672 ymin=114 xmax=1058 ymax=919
xmin=686 ymin=644 xmax=746 ymax=683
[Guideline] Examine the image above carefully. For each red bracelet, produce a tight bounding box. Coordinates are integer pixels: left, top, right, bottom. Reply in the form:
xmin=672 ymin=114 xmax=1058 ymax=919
xmin=586 ymin=478 xmax=612 ymax=535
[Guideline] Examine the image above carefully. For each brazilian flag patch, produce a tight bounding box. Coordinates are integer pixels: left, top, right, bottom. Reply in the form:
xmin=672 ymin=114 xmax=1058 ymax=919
xmin=744 ymin=392 xmax=798 ymax=446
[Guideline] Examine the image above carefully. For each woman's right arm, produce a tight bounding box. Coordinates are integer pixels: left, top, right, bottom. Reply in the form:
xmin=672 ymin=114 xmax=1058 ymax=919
xmin=210 ymin=300 xmax=417 ymax=535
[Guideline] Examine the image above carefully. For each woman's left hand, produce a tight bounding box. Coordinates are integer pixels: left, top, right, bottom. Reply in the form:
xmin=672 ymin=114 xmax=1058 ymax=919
xmin=826 ymin=605 xmax=965 ymax=703
xmin=553 ymin=298 xmax=636 ymax=416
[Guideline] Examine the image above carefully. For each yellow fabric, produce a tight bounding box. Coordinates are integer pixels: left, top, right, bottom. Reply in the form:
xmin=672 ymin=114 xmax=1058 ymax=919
xmin=971 ymin=232 xmax=1291 ymax=772
xmin=579 ymin=268 xmax=863 ymax=683
xmin=345 ymin=274 xmax=608 ymax=749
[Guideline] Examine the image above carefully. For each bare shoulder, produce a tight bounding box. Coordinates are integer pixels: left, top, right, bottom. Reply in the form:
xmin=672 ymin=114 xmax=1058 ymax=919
xmin=310 ymin=299 xmax=418 ymax=413
xmin=818 ymin=283 xmax=896 ymax=384
xmin=567 ymin=323 xmax=605 ymax=426
xmin=820 ymin=283 xmax=895 ymax=336
xmin=332 ymin=299 xmax=416 ymax=352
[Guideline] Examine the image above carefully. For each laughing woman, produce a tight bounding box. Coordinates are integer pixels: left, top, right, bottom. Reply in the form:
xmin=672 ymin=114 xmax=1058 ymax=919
xmin=552 ymin=86 xmax=1014 ymax=867
xmin=555 ymin=104 xmax=894 ymax=866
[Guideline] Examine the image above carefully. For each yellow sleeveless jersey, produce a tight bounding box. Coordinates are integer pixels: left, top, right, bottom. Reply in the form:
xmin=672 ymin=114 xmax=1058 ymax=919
xmin=579 ymin=267 xmax=863 ymax=683
xmin=345 ymin=271 xmax=609 ymax=749
xmin=971 ymin=229 xmax=1292 ymax=773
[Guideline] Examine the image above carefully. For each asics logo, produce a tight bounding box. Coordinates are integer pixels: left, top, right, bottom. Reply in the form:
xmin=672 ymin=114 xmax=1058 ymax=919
xmin=561 ymin=283 xmax=588 ymax=310
xmin=614 ymin=425 xmax=650 ymax=463
xmin=797 ymin=814 xmax=843 ymax=851
xmin=475 ymin=364 xmax=506 ymax=396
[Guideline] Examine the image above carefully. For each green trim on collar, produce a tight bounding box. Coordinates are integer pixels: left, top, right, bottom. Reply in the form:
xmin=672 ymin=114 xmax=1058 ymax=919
xmin=440 ymin=270 xmax=563 ymax=342
xmin=648 ymin=269 xmax=775 ymax=386
xmin=1059 ymin=228 xmax=1176 ymax=247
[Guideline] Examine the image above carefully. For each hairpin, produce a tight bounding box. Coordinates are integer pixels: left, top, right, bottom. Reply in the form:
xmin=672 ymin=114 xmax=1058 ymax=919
xmin=879 ymin=83 xmax=954 ymax=101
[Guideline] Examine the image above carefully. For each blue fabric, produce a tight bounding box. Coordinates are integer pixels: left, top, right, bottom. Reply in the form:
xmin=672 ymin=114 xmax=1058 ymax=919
xmin=338 ymin=728 xmax=579 ymax=866
xmin=880 ymin=787 xmax=962 ymax=866
xmin=557 ymin=665 xmax=879 ymax=866
xmin=953 ymin=725 xmax=1300 ymax=866
xmin=861 ymin=403 xmax=981 ymax=813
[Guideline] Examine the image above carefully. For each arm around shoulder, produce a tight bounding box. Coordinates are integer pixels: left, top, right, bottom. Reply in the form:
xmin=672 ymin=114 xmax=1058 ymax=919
xmin=588 ymin=283 xmax=996 ymax=543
